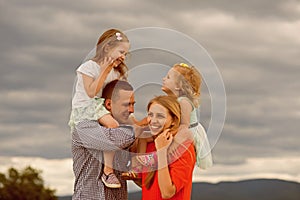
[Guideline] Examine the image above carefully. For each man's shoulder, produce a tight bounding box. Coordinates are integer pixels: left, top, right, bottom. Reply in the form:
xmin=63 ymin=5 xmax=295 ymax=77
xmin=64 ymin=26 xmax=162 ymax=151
xmin=118 ymin=125 xmax=134 ymax=133
xmin=119 ymin=124 xmax=134 ymax=129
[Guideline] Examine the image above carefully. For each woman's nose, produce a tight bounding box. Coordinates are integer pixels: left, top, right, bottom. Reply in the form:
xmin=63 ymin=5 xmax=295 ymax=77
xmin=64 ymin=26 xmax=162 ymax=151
xmin=150 ymin=116 xmax=158 ymax=122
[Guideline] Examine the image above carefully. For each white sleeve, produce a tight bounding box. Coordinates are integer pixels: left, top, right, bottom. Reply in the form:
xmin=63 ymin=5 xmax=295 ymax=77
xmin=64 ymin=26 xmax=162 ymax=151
xmin=76 ymin=60 xmax=99 ymax=79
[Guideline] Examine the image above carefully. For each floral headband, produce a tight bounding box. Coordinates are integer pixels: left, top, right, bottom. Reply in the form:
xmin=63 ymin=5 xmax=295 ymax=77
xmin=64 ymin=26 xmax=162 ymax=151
xmin=116 ymin=32 xmax=122 ymax=41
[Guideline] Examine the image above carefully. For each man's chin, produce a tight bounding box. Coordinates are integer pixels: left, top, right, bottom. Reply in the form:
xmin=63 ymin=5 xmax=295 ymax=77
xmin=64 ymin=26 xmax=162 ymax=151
xmin=119 ymin=117 xmax=129 ymax=124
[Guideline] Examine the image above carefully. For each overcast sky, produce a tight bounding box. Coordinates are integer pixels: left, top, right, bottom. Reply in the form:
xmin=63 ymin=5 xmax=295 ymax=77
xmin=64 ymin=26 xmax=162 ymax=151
xmin=0 ymin=0 xmax=300 ymax=196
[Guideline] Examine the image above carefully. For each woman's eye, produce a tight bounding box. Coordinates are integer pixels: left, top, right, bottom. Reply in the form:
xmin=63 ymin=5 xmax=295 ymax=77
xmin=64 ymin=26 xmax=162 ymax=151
xmin=157 ymin=114 xmax=165 ymax=119
xmin=148 ymin=113 xmax=153 ymax=117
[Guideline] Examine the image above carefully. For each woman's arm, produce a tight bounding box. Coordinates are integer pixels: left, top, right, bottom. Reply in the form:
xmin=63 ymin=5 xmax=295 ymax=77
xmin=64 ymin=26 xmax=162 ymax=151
xmin=155 ymin=130 xmax=176 ymax=199
xmin=157 ymin=149 xmax=176 ymax=199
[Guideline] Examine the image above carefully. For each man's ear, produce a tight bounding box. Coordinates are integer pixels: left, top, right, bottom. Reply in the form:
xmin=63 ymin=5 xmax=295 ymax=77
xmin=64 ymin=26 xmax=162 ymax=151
xmin=105 ymin=99 xmax=112 ymax=111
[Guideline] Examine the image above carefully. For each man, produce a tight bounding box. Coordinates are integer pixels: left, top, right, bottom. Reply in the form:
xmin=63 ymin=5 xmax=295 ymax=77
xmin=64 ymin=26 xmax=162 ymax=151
xmin=72 ymin=80 xmax=136 ymax=199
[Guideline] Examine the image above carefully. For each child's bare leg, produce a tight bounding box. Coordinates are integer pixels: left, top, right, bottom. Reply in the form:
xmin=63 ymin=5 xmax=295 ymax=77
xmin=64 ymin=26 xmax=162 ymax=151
xmin=99 ymin=115 xmax=121 ymax=188
xmin=103 ymin=151 xmax=115 ymax=175
xmin=98 ymin=114 xmax=119 ymax=128
xmin=101 ymin=151 xmax=121 ymax=188
xmin=98 ymin=114 xmax=118 ymax=174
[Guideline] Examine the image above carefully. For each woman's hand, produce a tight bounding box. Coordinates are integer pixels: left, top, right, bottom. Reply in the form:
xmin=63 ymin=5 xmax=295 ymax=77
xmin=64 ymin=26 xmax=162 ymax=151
xmin=155 ymin=129 xmax=177 ymax=199
xmin=155 ymin=129 xmax=173 ymax=150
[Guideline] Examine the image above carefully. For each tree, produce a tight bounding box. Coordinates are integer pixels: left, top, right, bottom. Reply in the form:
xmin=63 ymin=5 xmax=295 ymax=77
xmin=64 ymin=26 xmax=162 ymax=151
xmin=0 ymin=166 xmax=57 ymax=200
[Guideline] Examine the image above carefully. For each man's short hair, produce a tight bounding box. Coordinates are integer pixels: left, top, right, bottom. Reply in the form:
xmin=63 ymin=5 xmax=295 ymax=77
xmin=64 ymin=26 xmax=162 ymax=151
xmin=102 ymin=80 xmax=134 ymax=101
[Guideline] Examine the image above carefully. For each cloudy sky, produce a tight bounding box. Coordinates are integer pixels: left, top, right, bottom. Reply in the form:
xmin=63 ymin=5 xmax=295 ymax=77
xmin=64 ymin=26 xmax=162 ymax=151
xmin=1 ymin=0 xmax=300 ymax=196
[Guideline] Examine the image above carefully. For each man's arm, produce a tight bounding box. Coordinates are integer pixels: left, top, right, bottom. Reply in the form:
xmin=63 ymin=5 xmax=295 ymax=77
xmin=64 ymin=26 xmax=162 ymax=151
xmin=72 ymin=120 xmax=135 ymax=151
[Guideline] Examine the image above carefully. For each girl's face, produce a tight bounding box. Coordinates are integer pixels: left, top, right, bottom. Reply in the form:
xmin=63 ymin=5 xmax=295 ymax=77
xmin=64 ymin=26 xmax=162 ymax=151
xmin=162 ymin=68 xmax=179 ymax=95
xmin=147 ymin=103 xmax=173 ymax=136
xmin=108 ymin=42 xmax=130 ymax=67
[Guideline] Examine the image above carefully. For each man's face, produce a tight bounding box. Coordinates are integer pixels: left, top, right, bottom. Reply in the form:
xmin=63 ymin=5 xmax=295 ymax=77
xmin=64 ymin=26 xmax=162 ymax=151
xmin=109 ymin=90 xmax=135 ymax=124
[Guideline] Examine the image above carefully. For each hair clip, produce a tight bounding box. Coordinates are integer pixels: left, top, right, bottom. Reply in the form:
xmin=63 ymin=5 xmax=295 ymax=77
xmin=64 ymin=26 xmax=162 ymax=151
xmin=179 ymin=63 xmax=190 ymax=68
xmin=116 ymin=32 xmax=122 ymax=41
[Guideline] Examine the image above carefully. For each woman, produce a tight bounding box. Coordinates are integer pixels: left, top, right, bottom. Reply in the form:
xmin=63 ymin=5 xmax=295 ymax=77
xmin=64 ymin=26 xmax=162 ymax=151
xmin=140 ymin=95 xmax=196 ymax=199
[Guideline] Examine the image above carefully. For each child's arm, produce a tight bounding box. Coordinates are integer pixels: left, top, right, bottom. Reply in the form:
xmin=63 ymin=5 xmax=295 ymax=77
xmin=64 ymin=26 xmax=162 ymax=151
xmin=130 ymin=115 xmax=152 ymax=152
xmin=98 ymin=114 xmax=119 ymax=128
xmin=129 ymin=115 xmax=148 ymax=127
xmin=82 ymin=57 xmax=114 ymax=98
xmin=178 ymin=98 xmax=193 ymax=128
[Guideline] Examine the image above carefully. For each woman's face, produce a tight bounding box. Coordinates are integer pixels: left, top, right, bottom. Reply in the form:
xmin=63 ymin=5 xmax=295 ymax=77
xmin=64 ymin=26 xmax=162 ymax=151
xmin=147 ymin=103 xmax=173 ymax=136
xmin=108 ymin=42 xmax=130 ymax=67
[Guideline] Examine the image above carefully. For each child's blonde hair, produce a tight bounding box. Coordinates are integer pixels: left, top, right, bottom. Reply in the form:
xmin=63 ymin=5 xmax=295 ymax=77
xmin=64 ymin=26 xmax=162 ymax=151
xmin=173 ymin=63 xmax=202 ymax=107
xmin=92 ymin=29 xmax=129 ymax=79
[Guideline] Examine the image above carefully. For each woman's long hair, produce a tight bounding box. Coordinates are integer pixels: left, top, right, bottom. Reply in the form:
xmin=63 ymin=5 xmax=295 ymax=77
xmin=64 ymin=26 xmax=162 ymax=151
xmin=143 ymin=96 xmax=194 ymax=189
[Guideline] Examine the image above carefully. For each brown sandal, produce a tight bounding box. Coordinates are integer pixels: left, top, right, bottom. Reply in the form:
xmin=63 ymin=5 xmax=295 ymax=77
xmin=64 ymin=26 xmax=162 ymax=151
xmin=121 ymin=171 xmax=140 ymax=180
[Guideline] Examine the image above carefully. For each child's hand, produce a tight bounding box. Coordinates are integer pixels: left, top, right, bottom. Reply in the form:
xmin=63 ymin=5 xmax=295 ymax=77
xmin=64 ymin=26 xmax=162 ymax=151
xmin=100 ymin=57 xmax=114 ymax=69
xmin=134 ymin=117 xmax=148 ymax=127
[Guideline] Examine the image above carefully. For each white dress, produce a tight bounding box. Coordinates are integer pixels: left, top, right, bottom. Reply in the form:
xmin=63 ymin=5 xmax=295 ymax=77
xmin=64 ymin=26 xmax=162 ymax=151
xmin=69 ymin=60 xmax=119 ymax=131
xmin=178 ymin=96 xmax=213 ymax=169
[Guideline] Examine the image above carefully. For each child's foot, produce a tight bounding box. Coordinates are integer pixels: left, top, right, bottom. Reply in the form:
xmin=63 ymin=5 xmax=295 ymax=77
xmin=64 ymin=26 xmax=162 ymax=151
xmin=101 ymin=173 xmax=121 ymax=188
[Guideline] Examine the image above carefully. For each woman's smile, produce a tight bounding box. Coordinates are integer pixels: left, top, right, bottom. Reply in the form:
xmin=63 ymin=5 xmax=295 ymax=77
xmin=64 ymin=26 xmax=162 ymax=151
xmin=147 ymin=103 xmax=172 ymax=136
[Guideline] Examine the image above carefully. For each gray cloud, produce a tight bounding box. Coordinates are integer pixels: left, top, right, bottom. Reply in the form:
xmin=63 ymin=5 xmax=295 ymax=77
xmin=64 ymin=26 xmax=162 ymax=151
xmin=0 ymin=0 xmax=299 ymax=166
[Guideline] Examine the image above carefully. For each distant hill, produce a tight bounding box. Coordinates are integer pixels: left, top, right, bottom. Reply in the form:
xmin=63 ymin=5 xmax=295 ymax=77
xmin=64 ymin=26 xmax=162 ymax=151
xmin=59 ymin=179 xmax=300 ymax=200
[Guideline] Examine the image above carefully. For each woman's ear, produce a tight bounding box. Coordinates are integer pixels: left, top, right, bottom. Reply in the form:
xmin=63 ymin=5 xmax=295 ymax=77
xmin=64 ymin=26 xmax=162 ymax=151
xmin=167 ymin=122 xmax=175 ymax=132
xmin=169 ymin=119 xmax=180 ymax=136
